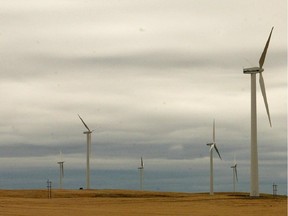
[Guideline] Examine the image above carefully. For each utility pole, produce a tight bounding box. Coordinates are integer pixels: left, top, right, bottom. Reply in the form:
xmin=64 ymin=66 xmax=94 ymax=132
xmin=272 ymin=182 xmax=277 ymax=196
xmin=47 ymin=179 xmax=52 ymax=199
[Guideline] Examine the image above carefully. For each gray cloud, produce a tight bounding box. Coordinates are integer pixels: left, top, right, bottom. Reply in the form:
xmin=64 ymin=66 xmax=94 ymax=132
xmin=0 ymin=0 xmax=286 ymax=194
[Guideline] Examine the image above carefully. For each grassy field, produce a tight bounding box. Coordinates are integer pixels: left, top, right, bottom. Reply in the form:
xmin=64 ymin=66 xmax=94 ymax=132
xmin=0 ymin=189 xmax=286 ymax=216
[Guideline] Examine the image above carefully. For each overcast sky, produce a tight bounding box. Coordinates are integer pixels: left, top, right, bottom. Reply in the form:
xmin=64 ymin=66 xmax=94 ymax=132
xmin=0 ymin=0 xmax=286 ymax=193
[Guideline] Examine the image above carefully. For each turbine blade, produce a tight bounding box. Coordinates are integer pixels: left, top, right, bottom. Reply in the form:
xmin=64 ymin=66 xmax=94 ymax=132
xmin=60 ymin=150 xmax=63 ymax=161
xmin=259 ymin=27 xmax=274 ymax=68
xmin=233 ymin=153 xmax=237 ymax=165
xmin=209 ymin=144 xmax=214 ymax=152
xmin=214 ymin=144 xmax=222 ymax=160
xmin=235 ymin=167 xmax=238 ymax=182
xmin=78 ymin=114 xmax=91 ymax=131
xmin=259 ymin=73 xmax=272 ymax=127
xmin=213 ymin=119 xmax=215 ymax=143
xmin=141 ymin=157 xmax=144 ymax=168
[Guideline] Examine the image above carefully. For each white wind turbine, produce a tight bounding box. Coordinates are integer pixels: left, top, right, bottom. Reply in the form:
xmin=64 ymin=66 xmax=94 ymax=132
xmin=57 ymin=150 xmax=64 ymax=189
xmin=78 ymin=114 xmax=94 ymax=190
xmin=230 ymin=155 xmax=238 ymax=193
xmin=243 ymin=27 xmax=273 ymax=197
xmin=138 ymin=157 xmax=144 ymax=190
xmin=206 ymin=120 xmax=222 ymax=195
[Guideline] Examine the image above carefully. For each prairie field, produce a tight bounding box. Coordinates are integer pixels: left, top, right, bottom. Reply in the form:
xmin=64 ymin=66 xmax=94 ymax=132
xmin=0 ymin=189 xmax=286 ymax=216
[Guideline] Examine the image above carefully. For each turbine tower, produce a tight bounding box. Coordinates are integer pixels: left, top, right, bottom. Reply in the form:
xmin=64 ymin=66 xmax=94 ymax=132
xmin=138 ymin=157 xmax=144 ymax=190
xmin=243 ymin=27 xmax=273 ymax=197
xmin=206 ymin=119 xmax=222 ymax=195
xmin=57 ymin=150 xmax=64 ymax=189
xmin=78 ymin=114 xmax=94 ymax=190
xmin=230 ymin=155 xmax=238 ymax=193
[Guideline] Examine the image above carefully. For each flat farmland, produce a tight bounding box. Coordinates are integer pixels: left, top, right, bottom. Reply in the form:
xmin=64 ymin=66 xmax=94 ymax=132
xmin=0 ymin=190 xmax=286 ymax=216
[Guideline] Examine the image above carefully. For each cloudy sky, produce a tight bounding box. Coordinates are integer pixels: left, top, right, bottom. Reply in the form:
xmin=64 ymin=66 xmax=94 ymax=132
xmin=0 ymin=0 xmax=286 ymax=194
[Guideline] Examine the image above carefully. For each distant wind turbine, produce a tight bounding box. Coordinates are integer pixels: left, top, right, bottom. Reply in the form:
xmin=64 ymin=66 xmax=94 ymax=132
xmin=78 ymin=114 xmax=94 ymax=190
xmin=206 ymin=120 xmax=222 ymax=195
xmin=243 ymin=27 xmax=273 ymax=197
xmin=230 ymin=155 xmax=238 ymax=193
xmin=57 ymin=150 xmax=64 ymax=189
xmin=138 ymin=157 xmax=144 ymax=190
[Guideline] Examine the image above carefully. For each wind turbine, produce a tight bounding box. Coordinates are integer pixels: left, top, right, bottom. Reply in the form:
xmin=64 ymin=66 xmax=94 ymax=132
xmin=138 ymin=157 xmax=144 ymax=190
xmin=243 ymin=27 xmax=273 ymax=197
xmin=57 ymin=150 xmax=64 ymax=189
xmin=206 ymin=119 xmax=222 ymax=195
xmin=78 ymin=114 xmax=94 ymax=190
xmin=230 ymin=155 xmax=238 ymax=193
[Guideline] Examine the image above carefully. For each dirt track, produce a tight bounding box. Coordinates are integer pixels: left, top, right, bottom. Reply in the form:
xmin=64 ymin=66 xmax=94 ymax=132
xmin=0 ymin=190 xmax=286 ymax=216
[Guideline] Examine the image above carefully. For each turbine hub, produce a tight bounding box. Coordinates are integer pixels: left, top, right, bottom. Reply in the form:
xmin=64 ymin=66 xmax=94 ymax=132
xmin=243 ymin=67 xmax=264 ymax=74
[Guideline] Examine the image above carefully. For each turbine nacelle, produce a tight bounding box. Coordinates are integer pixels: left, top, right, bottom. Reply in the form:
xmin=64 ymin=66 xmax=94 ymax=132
xmin=207 ymin=143 xmax=222 ymax=160
xmin=206 ymin=142 xmax=214 ymax=147
xmin=243 ymin=67 xmax=264 ymax=74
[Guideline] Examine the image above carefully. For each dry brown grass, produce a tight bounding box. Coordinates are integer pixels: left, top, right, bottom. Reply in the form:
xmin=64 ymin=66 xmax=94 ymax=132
xmin=0 ymin=189 xmax=286 ymax=216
